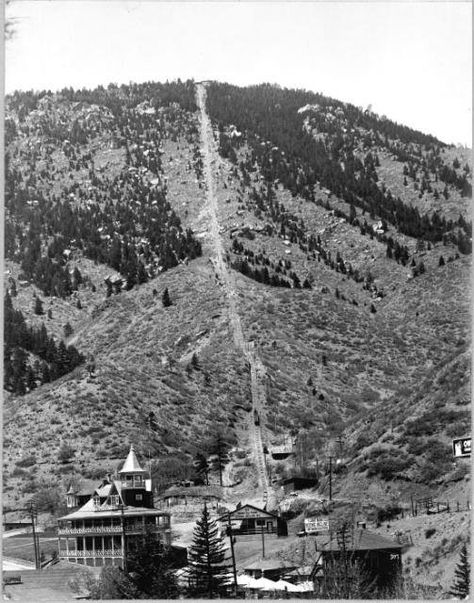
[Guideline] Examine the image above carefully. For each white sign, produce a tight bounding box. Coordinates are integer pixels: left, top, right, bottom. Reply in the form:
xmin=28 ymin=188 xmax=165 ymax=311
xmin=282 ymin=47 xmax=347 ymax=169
xmin=453 ymin=437 xmax=471 ymax=458
xmin=304 ymin=518 xmax=329 ymax=532
xmin=232 ymin=506 xmax=270 ymax=520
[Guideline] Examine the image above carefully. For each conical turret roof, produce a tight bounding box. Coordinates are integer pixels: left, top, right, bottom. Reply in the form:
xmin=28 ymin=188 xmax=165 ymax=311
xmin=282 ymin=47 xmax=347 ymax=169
xmin=118 ymin=444 xmax=147 ymax=474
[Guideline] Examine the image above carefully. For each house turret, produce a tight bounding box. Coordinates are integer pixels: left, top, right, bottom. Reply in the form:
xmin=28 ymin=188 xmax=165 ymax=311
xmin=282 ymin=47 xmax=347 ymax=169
xmin=66 ymin=484 xmax=78 ymax=509
xmin=117 ymin=445 xmax=153 ymax=508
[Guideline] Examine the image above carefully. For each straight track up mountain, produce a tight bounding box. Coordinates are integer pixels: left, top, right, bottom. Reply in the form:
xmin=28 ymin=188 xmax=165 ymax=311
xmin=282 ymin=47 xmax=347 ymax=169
xmin=196 ymin=83 xmax=274 ymax=508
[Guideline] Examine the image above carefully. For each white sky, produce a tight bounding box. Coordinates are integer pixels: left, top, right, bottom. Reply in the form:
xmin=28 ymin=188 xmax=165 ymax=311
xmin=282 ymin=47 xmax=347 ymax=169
xmin=5 ymin=1 xmax=473 ymax=146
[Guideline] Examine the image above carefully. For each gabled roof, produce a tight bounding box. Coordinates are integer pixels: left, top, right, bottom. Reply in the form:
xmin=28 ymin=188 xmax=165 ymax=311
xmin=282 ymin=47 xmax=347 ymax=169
xmin=224 ymin=503 xmax=280 ymax=520
xmin=69 ymin=478 xmax=112 ymax=498
xmin=96 ymin=483 xmax=112 ymax=498
xmin=319 ymin=529 xmax=403 ymax=552
xmin=119 ymin=444 xmax=147 ymax=474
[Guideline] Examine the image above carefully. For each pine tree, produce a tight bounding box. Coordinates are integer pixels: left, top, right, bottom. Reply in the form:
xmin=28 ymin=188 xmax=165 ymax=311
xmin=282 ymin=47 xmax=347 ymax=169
xmin=126 ymin=527 xmax=178 ymax=598
xmin=86 ymin=354 xmax=96 ymax=378
xmin=187 ymin=504 xmax=230 ymax=598
xmin=449 ymin=544 xmax=470 ymax=599
xmin=439 ymin=255 xmax=445 ymax=267
xmin=208 ymin=432 xmax=230 ymax=487
xmin=162 ymin=287 xmax=172 ymax=307
xmin=34 ymin=296 xmax=44 ymax=315
xmin=137 ymin=261 xmax=148 ymax=285
xmin=64 ymin=322 xmax=73 ymax=339
xmin=193 ymin=453 xmax=210 ymax=486
xmin=191 ymin=353 xmax=200 ymax=370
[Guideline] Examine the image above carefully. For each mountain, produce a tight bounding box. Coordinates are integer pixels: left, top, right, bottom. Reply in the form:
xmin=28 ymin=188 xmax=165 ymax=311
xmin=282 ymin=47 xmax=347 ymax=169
xmin=3 ymin=80 xmax=470 ymax=539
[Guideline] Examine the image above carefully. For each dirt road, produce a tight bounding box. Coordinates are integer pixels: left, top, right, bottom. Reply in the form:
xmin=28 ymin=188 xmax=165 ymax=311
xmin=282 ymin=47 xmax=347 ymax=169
xmin=196 ymin=83 xmax=274 ymax=508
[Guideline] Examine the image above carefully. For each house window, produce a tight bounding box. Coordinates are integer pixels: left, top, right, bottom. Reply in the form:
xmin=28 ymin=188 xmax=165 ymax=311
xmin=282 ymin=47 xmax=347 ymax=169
xmin=256 ymin=519 xmax=265 ymax=526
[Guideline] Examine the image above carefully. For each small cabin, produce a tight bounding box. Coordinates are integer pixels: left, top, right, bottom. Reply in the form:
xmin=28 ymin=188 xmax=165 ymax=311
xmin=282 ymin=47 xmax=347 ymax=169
xmin=312 ymin=529 xmax=403 ymax=592
xmin=220 ymin=504 xmax=287 ymax=537
xmin=281 ymin=476 xmax=319 ymax=494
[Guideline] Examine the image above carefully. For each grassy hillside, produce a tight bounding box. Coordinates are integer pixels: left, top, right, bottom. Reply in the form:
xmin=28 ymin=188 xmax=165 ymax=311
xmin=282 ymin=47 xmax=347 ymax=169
xmin=3 ymin=81 xmax=471 ymax=540
xmin=3 ymin=259 xmax=253 ymax=511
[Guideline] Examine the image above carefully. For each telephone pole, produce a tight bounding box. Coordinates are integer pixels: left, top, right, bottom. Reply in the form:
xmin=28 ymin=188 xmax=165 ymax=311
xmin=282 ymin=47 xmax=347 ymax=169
xmin=227 ymin=515 xmax=238 ymax=596
xmin=27 ymin=501 xmax=40 ymax=570
xmin=261 ymin=525 xmax=266 ymax=558
xmin=328 ymin=456 xmax=334 ymax=501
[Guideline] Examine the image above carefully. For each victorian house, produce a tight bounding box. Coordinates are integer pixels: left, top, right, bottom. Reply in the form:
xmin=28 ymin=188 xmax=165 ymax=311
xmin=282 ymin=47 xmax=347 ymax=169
xmin=57 ymin=445 xmax=171 ymax=569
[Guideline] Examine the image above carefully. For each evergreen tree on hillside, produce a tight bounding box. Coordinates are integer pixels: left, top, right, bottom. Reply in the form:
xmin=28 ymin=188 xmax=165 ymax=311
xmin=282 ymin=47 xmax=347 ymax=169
xmin=208 ymin=432 xmax=231 ymax=487
xmin=137 ymin=261 xmax=149 ymax=285
xmin=34 ymin=296 xmax=44 ymax=315
xmin=449 ymin=544 xmax=470 ymax=599
xmin=187 ymin=504 xmax=230 ymax=598
xmin=63 ymin=322 xmax=73 ymax=339
xmin=162 ymin=287 xmax=172 ymax=307
xmin=193 ymin=453 xmax=210 ymax=486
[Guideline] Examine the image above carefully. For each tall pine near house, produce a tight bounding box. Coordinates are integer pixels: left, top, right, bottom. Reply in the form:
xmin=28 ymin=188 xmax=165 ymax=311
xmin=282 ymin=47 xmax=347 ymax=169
xmin=449 ymin=543 xmax=470 ymax=599
xmin=187 ymin=503 xmax=230 ymax=598
xmin=125 ymin=527 xmax=178 ymax=599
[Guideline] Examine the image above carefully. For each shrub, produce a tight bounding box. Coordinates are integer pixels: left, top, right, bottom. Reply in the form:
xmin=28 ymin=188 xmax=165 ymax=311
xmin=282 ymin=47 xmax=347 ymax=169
xmin=57 ymin=464 xmax=76 ymax=474
xmin=34 ymin=488 xmax=63 ymax=514
xmin=58 ymin=443 xmax=75 ymax=463
xmin=16 ymin=455 xmax=36 ymax=468
xmin=83 ymin=467 xmax=106 ymax=480
xmin=352 ymin=432 xmax=372 ymax=452
xmin=376 ymin=504 xmax=402 ymax=523
xmin=365 ymin=449 xmax=414 ymax=480
xmin=425 ymin=528 xmax=436 ymax=539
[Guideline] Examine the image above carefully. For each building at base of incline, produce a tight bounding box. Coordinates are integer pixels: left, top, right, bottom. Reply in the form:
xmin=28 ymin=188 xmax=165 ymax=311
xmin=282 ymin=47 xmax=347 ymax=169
xmin=57 ymin=445 xmax=171 ymax=569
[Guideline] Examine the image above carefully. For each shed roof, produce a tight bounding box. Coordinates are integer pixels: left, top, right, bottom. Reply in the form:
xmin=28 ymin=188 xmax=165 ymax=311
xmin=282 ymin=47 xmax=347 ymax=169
xmin=319 ymin=529 xmax=403 ymax=552
xmin=244 ymin=558 xmax=297 ymax=571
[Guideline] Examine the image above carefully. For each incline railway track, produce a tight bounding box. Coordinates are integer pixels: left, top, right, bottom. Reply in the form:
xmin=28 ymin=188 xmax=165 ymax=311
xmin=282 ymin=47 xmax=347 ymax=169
xmin=196 ymin=83 xmax=274 ymax=508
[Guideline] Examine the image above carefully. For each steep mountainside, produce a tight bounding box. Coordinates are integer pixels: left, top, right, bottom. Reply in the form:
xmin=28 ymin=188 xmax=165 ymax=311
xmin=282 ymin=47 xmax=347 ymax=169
xmin=3 ymin=81 xmax=471 ymax=522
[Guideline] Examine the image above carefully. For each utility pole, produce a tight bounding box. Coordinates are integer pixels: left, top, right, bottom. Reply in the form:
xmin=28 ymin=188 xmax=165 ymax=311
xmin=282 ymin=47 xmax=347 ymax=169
xmin=227 ymin=515 xmax=238 ymax=596
xmin=27 ymin=501 xmax=40 ymax=570
xmin=120 ymin=504 xmax=127 ymax=573
xmin=261 ymin=525 xmax=266 ymax=558
xmin=328 ymin=456 xmax=334 ymax=502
